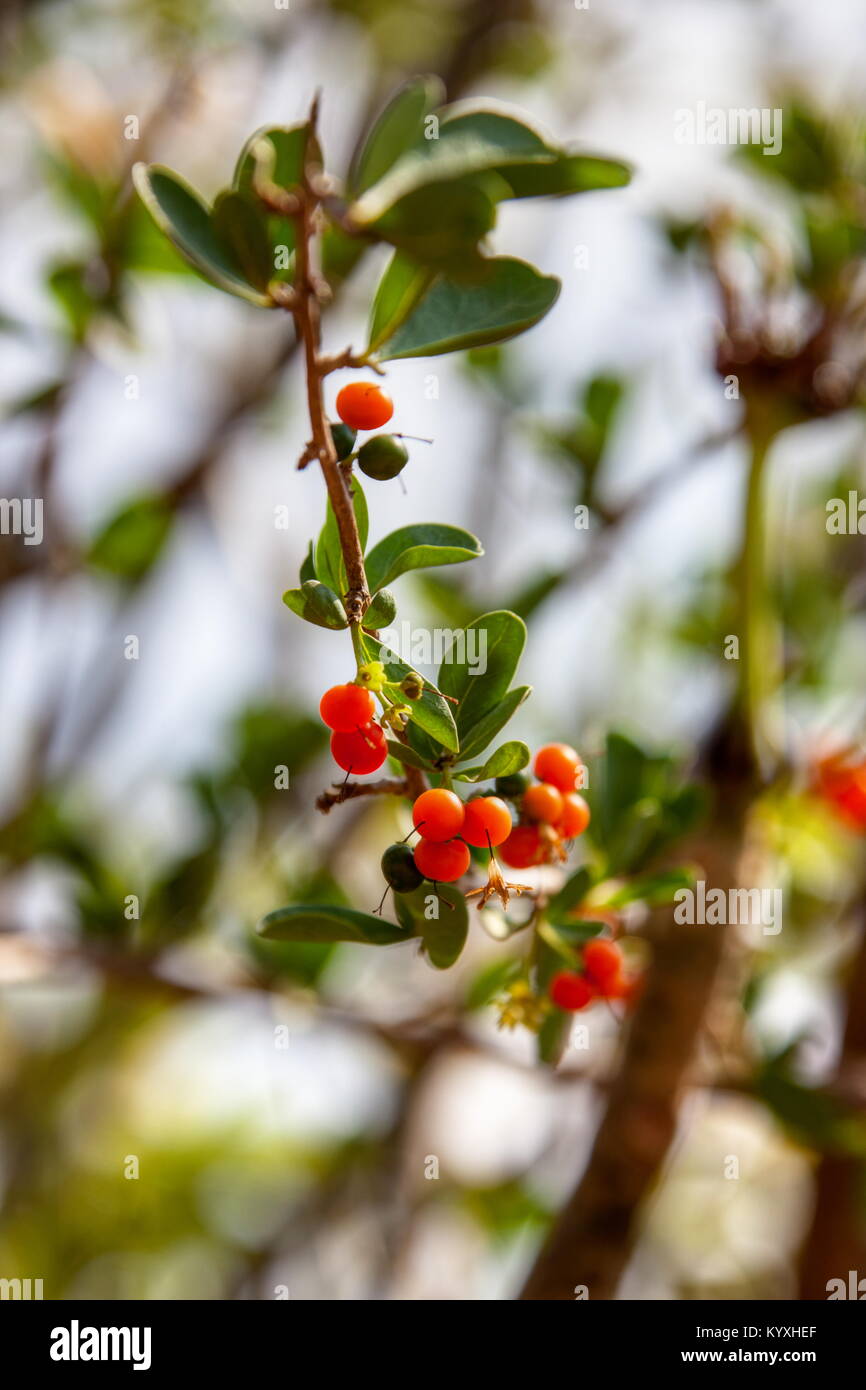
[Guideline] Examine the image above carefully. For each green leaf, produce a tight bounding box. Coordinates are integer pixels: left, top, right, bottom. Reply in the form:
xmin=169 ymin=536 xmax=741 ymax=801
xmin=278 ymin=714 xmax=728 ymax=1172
xmin=258 ymin=904 xmax=409 ymax=946
xmin=363 ymin=178 xmax=496 ymax=273
xmin=367 ymin=253 xmax=436 ymax=356
xmin=352 ymin=105 xmax=629 ymax=224
xmin=364 ymin=523 xmax=483 ymax=593
xmin=385 ymin=740 xmax=431 ymax=771
xmin=465 ymin=956 xmax=522 ymax=1010
xmin=360 ymin=632 xmax=458 ymax=753
xmin=547 ymin=867 xmax=592 ymax=917
xmin=394 ymin=884 xmax=468 ymax=969
xmin=439 ymin=611 xmax=526 ymax=736
xmin=350 ymin=107 xmax=552 ymax=224
xmin=538 ymin=1009 xmax=571 ymax=1066
xmin=299 ymin=541 xmax=316 ymax=583
xmin=457 ymin=685 xmax=532 ymax=762
xmin=212 ymin=190 xmax=272 ymax=291
xmin=87 ymin=495 xmax=173 ymax=583
xmin=315 ymin=481 xmax=369 ymax=594
xmin=455 ymin=740 xmax=529 ymax=782
xmin=282 ymin=580 xmax=348 ymax=630
xmin=233 ymin=124 xmax=311 ymax=198
xmin=606 ymin=866 xmax=696 ymax=908
xmin=374 ymin=257 xmax=560 ymax=360
xmin=349 ymin=75 xmax=445 ymax=195
xmin=364 ymin=587 xmax=396 ymax=628
xmin=132 ymin=164 xmax=271 ymax=306
xmin=232 ymin=124 xmax=314 ymax=282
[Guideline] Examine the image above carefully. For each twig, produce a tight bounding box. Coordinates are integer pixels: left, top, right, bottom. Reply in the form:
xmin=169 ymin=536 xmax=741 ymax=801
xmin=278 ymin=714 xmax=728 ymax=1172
xmin=316 ymin=777 xmax=408 ymax=813
xmin=276 ymin=102 xmax=370 ymax=624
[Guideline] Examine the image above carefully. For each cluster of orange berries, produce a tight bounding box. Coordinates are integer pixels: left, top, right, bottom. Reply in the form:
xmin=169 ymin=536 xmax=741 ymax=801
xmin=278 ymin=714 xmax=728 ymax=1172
xmin=499 ymin=744 xmax=590 ymax=869
xmin=549 ymin=937 xmax=640 ymax=1013
xmin=319 ymin=683 xmax=387 ymax=774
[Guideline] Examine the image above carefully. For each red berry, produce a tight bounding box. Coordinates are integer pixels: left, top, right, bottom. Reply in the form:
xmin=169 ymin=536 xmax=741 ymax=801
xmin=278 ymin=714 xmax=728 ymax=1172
xmin=534 ymin=743 xmax=583 ymax=794
xmin=461 ymin=796 xmax=512 ymax=848
xmin=330 ymin=722 xmax=386 ymax=774
xmin=556 ymin=791 xmax=591 ymax=838
xmin=319 ymin=682 xmax=376 ymax=732
xmin=583 ymin=938 xmax=623 ymax=990
xmin=523 ymin=782 xmax=564 ymax=824
xmin=412 ymin=788 xmax=465 ymax=843
xmin=335 ymin=382 xmax=394 ymax=432
xmin=815 ymin=751 xmax=866 ymax=830
xmin=606 ymin=972 xmax=641 ymax=1006
xmin=413 ymin=837 xmax=470 ymax=883
xmin=550 ymin=971 xmax=595 ymax=1012
xmin=499 ymin=824 xmax=543 ymax=869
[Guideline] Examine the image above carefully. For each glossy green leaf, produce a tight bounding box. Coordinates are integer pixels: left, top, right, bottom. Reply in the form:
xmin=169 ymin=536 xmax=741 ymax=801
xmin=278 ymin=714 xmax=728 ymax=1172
xmin=364 ymin=178 xmax=496 ymax=273
xmin=361 ymin=632 xmax=458 ymax=753
xmin=374 ymin=257 xmax=560 ymax=360
xmin=258 ymin=904 xmax=409 ymax=945
xmin=212 ymin=190 xmax=272 ymax=291
xmin=350 ymin=107 xmax=553 ymax=224
xmin=364 ymin=587 xmax=396 ymax=628
xmin=438 ymin=611 xmax=526 ymax=734
xmin=365 ymin=523 xmax=483 ymax=593
xmin=315 ymin=481 xmax=369 ymax=594
xmin=282 ymin=580 xmax=348 ymax=630
xmin=455 ymin=740 xmax=529 ymax=782
xmin=547 ymin=866 xmax=592 ymax=917
xmin=367 ymin=252 xmax=436 ymax=355
xmin=385 ymin=740 xmax=431 ymax=771
xmin=395 ymin=884 xmax=468 ymax=969
xmin=350 ymin=75 xmax=445 ymax=195
xmin=299 ymin=541 xmax=316 ymax=583
xmin=132 ymin=164 xmax=271 ymax=305
xmin=457 ymin=685 xmax=532 ymax=762
xmin=606 ymin=866 xmax=697 ymax=907
xmin=232 ymin=124 xmax=314 ymax=282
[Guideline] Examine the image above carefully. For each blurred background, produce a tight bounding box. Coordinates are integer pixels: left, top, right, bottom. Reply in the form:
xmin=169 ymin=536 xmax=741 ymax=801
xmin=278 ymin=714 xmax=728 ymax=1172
xmin=2 ymin=0 xmax=866 ymax=1300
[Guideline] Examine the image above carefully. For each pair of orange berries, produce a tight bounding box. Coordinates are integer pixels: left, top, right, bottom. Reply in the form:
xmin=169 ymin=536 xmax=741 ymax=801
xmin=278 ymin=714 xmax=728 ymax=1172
xmin=550 ymin=938 xmax=638 ymax=1012
xmin=411 ymin=787 xmax=512 ymax=882
xmin=500 ymin=744 xmax=590 ymax=870
xmin=319 ymin=683 xmax=386 ymax=774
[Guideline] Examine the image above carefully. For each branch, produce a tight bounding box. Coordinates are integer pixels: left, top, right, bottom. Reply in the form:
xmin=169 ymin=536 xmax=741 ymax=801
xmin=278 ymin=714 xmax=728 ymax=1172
xmin=278 ymin=104 xmax=370 ymax=624
xmin=316 ymin=777 xmax=408 ymax=813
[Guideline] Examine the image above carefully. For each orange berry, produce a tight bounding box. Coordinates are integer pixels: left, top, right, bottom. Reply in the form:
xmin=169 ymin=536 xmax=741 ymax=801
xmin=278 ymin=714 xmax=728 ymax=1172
xmin=330 ymin=722 xmax=386 ymax=774
xmin=335 ymin=381 xmax=394 ymax=432
xmin=523 ymin=782 xmax=564 ymax=824
xmin=413 ymin=837 xmax=470 ymax=883
xmin=556 ymin=792 xmax=591 ymax=838
xmin=319 ymin=683 xmax=376 ymax=732
xmin=499 ymin=824 xmax=543 ymax=869
xmin=533 ymin=743 xmax=583 ymax=794
xmin=461 ymin=795 xmax=512 ymax=848
xmin=550 ymin=971 xmax=595 ymax=1011
xmin=582 ymin=938 xmax=623 ymax=990
xmin=412 ymin=788 xmax=465 ymax=843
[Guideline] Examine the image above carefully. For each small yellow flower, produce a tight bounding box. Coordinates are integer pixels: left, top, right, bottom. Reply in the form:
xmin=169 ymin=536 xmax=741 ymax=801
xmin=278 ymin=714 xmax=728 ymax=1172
xmin=497 ymin=980 xmax=549 ymax=1032
xmin=356 ymin=661 xmax=386 ymax=692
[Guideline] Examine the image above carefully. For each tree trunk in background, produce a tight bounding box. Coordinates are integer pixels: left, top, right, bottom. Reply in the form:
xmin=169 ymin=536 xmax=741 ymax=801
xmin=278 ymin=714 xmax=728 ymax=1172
xmin=797 ymin=910 xmax=866 ymax=1300
xmin=520 ymin=723 xmax=753 ymax=1301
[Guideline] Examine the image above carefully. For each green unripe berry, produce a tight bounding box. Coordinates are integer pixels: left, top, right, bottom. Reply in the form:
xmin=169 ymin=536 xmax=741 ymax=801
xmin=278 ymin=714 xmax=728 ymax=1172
xmin=381 ymin=842 xmax=424 ymax=893
xmin=329 ymin=422 xmax=357 ymax=461
xmin=356 ymin=434 xmax=409 ymax=481
xmin=495 ymin=773 xmax=529 ymax=800
xmin=400 ymin=671 xmax=424 ymax=700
